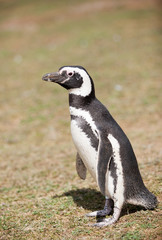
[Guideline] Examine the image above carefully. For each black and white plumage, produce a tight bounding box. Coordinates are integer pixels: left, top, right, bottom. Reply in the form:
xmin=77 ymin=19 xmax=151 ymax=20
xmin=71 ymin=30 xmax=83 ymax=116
xmin=42 ymin=66 xmax=157 ymax=227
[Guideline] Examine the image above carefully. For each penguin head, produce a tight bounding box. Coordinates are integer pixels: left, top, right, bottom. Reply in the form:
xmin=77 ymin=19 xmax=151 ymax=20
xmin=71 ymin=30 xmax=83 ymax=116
xmin=42 ymin=66 xmax=95 ymax=97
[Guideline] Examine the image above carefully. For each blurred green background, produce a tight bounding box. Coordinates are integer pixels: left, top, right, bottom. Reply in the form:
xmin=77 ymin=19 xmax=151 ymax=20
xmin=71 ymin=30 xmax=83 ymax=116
xmin=0 ymin=0 xmax=161 ymax=239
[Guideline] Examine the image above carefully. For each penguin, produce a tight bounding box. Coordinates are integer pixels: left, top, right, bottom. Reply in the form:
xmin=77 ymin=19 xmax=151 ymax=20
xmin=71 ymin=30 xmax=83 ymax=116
xmin=42 ymin=66 xmax=157 ymax=227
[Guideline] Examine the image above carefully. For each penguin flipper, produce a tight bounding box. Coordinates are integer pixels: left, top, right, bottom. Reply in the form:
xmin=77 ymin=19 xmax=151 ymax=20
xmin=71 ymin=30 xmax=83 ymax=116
xmin=97 ymin=133 xmax=113 ymax=196
xmin=76 ymin=153 xmax=87 ymax=180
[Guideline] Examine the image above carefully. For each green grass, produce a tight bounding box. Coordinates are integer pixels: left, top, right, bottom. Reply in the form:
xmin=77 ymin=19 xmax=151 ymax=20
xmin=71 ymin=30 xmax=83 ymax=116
xmin=0 ymin=0 xmax=162 ymax=239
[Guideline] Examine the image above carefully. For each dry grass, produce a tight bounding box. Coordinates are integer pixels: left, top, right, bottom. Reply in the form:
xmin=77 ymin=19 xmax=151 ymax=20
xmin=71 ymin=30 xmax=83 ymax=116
xmin=0 ymin=0 xmax=162 ymax=239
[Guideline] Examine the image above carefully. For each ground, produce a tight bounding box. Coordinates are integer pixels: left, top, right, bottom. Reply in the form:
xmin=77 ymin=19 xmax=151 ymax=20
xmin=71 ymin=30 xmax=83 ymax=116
xmin=0 ymin=0 xmax=162 ymax=239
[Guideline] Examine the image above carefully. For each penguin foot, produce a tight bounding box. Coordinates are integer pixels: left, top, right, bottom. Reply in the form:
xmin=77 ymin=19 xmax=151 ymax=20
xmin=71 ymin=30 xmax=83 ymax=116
xmin=86 ymin=208 xmax=112 ymax=217
xmin=92 ymin=217 xmax=117 ymax=227
xmin=86 ymin=198 xmax=113 ymax=217
xmin=91 ymin=206 xmax=122 ymax=227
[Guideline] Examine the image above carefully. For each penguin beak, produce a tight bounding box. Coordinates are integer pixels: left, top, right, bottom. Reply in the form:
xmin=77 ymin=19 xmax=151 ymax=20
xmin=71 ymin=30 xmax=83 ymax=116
xmin=42 ymin=72 xmax=61 ymax=83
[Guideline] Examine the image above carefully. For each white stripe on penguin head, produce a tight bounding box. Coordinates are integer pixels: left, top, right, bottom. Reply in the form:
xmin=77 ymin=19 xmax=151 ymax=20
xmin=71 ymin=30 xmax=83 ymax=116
xmin=59 ymin=67 xmax=92 ymax=97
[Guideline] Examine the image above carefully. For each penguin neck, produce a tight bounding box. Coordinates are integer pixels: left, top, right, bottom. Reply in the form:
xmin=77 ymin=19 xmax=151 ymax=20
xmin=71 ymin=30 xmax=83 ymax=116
xmin=69 ymin=88 xmax=96 ymax=109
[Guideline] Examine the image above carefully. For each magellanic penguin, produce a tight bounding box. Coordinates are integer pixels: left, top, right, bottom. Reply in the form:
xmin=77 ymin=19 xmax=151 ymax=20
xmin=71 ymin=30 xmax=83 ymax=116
xmin=42 ymin=66 xmax=157 ymax=227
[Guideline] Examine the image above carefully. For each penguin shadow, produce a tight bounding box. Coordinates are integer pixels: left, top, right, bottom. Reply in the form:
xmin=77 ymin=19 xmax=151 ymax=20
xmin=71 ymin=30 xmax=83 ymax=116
xmin=53 ymin=188 xmax=146 ymax=217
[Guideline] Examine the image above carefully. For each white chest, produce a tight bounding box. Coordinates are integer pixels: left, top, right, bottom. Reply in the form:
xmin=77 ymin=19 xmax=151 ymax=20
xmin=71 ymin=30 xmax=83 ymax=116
xmin=70 ymin=118 xmax=98 ymax=181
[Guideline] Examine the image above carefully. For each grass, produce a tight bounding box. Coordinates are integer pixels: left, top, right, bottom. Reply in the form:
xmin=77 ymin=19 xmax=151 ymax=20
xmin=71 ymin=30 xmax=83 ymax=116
xmin=0 ymin=0 xmax=162 ymax=239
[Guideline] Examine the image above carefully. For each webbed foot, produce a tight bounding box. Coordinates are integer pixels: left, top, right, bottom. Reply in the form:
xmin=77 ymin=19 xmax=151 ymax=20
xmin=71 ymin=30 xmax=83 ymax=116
xmin=92 ymin=206 xmax=122 ymax=227
xmin=86 ymin=198 xmax=114 ymax=217
xmin=86 ymin=208 xmax=112 ymax=217
xmin=92 ymin=217 xmax=116 ymax=227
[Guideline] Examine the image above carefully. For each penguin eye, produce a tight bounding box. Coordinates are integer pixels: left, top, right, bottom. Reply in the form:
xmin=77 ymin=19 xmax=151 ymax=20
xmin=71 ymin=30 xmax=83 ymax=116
xmin=68 ymin=72 xmax=74 ymax=77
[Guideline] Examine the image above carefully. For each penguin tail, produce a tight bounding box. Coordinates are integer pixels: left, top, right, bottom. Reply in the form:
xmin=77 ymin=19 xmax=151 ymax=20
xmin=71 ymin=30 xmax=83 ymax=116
xmin=138 ymin=188 xmax=158 ymax=210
